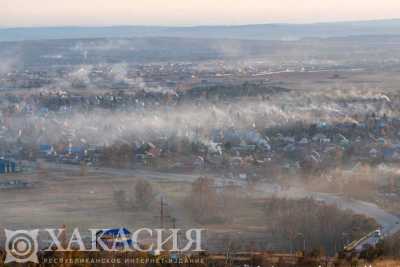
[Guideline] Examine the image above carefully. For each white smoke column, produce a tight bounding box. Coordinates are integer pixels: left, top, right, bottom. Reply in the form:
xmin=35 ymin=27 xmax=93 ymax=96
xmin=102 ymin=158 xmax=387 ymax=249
xmin=2 ymin=86 xmax=397 ymax=149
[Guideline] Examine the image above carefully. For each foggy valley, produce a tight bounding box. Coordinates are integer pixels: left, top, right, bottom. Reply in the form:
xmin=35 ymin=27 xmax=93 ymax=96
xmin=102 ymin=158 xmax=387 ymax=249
xmin=2 ymin=19 xmax=400 ymax=266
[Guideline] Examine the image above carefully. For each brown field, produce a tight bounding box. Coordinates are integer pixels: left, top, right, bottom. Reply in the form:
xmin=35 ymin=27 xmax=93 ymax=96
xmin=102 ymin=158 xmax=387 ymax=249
xmin=0 ymin=162 xmax=271 ymax=251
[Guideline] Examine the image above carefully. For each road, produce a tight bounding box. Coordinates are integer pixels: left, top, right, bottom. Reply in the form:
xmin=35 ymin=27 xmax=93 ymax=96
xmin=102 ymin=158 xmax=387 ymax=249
xmin=270 ymin=187 xmax=400 ymax=237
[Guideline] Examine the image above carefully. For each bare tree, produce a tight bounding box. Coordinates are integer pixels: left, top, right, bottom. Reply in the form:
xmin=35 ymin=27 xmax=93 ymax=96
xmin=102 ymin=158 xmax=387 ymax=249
xmin=186 ymin=176 xmax=225 ymax=224
xmin=134 ymin=179 xmax=154 ymax=210
xmin=113 ymin=189 xmax=127 ymax=210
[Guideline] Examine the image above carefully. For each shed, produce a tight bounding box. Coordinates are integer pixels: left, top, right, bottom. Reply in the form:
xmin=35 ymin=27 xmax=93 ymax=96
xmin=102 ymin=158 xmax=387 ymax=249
xmin=0 ymin=159 xmax=17 ymax=174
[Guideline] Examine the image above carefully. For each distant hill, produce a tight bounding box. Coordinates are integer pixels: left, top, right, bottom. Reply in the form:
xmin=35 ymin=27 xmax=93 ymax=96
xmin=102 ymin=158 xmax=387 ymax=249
xmin=1 ymin=19 xmax=400 ymax=42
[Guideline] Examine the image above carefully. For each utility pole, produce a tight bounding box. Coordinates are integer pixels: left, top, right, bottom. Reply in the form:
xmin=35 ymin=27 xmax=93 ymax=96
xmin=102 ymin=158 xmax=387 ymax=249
xmin=157 ymin=196 xmax=171 ymax=229
xmin=160 ymin=196 xmax=166 ymax=228
xmin=171 ymin=217 xmax=177 ymax=228
xmin=154 ymin=196 xmax=175 ymax=252
xmin=170 ymin=216 xmax=183 ymax=253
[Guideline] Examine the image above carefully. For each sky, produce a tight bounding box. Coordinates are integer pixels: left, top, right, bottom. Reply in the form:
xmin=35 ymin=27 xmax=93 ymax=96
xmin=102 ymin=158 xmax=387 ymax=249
xmin=1 ymin=0 xmax=400 ymax=28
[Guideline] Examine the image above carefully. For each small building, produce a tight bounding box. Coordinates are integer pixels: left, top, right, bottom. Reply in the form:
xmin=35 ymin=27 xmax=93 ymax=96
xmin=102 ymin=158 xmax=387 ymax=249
xmin=39 ymin=144 xmax=55 ymax=158
xmin=0 ymin=159 xmax=17 ymax=174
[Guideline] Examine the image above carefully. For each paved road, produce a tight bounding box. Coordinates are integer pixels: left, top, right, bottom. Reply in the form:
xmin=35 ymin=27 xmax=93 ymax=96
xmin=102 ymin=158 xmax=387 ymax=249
xmin=273 ymin=187 xmax=400 ymax=237
xmin=312 ymin=193 xmax=400 ymax=236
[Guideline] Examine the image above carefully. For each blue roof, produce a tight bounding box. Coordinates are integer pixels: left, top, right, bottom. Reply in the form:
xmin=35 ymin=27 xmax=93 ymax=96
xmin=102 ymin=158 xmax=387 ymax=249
xmin=40 ymin=144 xmax=52 ymax=151
xmin=0 ymin=158 xmax=16 ymax=163
xmin=64 ymin=146 xmax=84 ymax=153
xmin=97 ymin=228 xmax=132 ymax=236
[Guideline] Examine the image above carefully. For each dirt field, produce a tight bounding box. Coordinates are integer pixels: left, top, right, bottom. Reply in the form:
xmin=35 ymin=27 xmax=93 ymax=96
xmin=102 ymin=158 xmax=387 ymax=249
xmin=0 ymin=162 xmax=273 ymax=251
